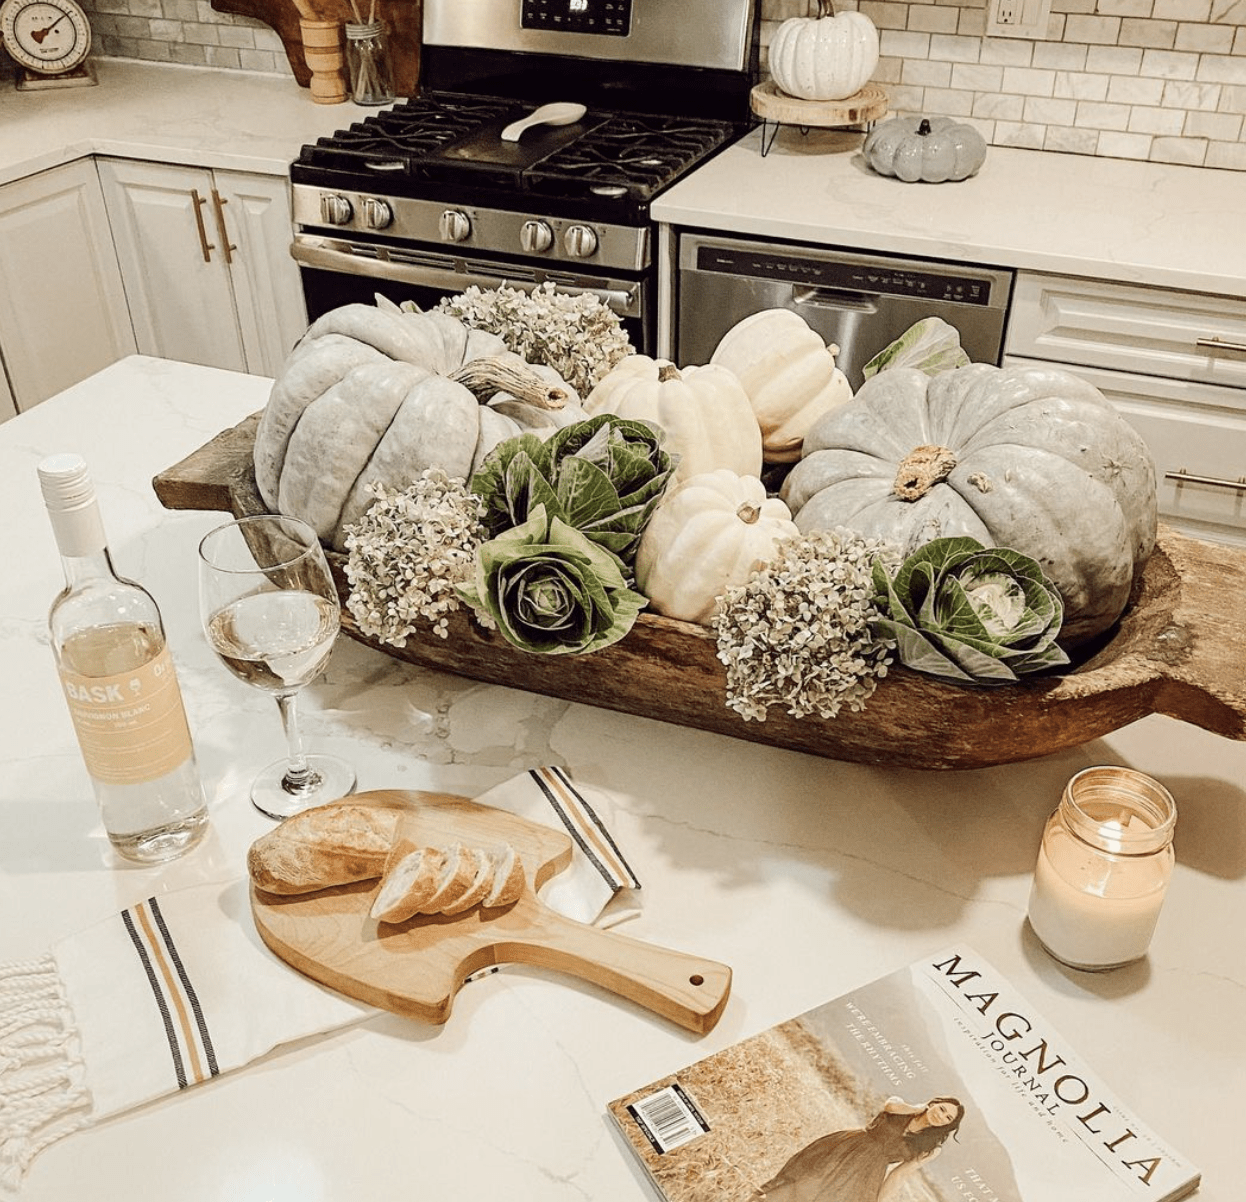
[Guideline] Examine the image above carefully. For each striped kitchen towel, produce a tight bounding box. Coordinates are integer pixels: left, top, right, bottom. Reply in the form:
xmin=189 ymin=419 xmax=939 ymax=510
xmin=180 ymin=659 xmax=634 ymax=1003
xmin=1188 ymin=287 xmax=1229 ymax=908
xmin=474 ymin=765 xmax=642 ymax=928
xmin=0 ymin=766 xmax=641 ymax=1192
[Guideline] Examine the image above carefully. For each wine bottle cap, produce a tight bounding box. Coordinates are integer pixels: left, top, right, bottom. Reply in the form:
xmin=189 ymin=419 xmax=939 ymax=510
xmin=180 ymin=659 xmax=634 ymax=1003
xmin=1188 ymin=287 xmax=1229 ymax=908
xmin=38 ymin=453 xmax=107 ymax=557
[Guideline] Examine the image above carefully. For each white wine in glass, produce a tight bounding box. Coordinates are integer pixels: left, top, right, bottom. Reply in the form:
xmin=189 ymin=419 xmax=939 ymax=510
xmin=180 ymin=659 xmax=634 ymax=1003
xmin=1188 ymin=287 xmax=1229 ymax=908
xmin=198 ymin=514 xmax=356 ymax=819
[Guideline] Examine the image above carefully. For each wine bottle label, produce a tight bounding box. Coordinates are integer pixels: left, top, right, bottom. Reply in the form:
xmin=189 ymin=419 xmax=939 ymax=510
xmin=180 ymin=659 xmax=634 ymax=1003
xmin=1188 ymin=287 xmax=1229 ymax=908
xmin=59 ymin=647 xmax=195 ymax=785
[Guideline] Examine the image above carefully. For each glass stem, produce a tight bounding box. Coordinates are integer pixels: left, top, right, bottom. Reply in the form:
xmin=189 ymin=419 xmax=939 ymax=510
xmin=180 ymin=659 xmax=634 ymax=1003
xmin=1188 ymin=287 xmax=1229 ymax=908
xmin=275 ymin=692 xmax=319 ymax=795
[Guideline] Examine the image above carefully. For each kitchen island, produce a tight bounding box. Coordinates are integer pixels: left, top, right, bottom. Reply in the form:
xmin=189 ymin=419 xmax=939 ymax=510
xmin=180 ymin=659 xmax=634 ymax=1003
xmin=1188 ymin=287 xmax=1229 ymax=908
xmin=2 ymin=356 xmax=1243 ymax=1199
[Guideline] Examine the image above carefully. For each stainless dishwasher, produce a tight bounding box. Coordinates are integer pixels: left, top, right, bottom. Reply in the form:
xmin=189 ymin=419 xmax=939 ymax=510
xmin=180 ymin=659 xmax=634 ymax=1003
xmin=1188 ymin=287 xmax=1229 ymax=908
xmin=675 ymin=232 xmax=1014 ymax=387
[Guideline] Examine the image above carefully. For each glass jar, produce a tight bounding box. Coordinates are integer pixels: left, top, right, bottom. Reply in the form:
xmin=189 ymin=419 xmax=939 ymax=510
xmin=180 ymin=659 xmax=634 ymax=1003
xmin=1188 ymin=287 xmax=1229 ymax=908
xmin=344 ymin=21 xmax=395 ymax=107
xmin=1027 ymin=766 xmax=1176 ymax=971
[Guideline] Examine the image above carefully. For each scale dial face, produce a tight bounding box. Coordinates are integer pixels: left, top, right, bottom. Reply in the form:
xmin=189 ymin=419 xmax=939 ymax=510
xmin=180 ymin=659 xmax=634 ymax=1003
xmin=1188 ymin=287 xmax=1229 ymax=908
xmin=1 ymin=0 xmax=91 ymax=75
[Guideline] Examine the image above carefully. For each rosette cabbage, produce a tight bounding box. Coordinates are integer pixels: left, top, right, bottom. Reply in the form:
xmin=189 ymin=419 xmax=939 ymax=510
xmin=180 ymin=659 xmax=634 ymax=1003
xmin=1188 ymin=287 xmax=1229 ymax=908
xmin=471 ymin=415 xmax=676 ymax=571
xmin=458 ymin=503 xmax=647 ymax=655
xmin=871 ymin=537 xmax=1070 ymax=683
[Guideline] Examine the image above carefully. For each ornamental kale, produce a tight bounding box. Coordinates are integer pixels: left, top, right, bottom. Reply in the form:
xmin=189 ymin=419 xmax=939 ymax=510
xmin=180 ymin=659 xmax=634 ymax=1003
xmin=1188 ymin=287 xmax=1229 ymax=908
xmin=871 ymin=537 xmax=1070 ymax=684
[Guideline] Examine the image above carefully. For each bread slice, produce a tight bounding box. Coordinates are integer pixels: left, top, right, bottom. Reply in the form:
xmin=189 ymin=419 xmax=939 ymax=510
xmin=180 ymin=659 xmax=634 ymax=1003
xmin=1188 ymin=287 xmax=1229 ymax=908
xmin=248 ymin=804 xmax=398 ymax=895
xmin=440 ymin=847 xmax=499 ymax=915
xmin=483 ymin=843 xmax=526 ymax=908
xmin=369 ymin=840 xmax=447 ymax=924
xmin=422 ymin=843 xmax=478 ymax=913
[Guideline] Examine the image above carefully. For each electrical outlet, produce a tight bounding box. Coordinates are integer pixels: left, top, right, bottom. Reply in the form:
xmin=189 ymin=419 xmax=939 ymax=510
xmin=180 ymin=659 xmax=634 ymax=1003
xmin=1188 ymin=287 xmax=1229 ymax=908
xmin=985 ymin=0 xmax=1052 ymax=39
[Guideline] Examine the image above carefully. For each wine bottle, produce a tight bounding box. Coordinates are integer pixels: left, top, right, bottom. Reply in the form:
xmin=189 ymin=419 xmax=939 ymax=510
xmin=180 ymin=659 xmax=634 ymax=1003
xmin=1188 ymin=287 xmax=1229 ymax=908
xmin=38 ymin=453 xmax=209 ymax=864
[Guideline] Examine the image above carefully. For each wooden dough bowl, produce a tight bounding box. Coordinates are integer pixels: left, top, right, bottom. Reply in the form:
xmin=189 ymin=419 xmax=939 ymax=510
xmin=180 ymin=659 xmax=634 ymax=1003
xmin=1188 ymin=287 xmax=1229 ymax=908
xmin=155 ymin=414 xmax=1246 ymax=771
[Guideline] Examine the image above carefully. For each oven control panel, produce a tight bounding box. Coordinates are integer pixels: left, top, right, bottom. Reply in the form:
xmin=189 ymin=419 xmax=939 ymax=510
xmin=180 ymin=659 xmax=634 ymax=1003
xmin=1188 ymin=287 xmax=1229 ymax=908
xmin=521 ymin=0 xmax=630 ymax=36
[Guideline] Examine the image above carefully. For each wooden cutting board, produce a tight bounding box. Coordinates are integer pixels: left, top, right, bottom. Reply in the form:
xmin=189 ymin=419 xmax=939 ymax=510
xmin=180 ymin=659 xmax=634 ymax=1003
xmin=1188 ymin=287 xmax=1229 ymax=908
xmin=251 ymin=791 xmax=732 ymax=1034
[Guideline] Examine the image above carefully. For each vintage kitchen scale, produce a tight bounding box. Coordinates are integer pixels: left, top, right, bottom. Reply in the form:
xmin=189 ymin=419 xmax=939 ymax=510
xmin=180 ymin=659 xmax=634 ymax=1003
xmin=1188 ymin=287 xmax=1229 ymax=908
xmin=0 ymin=0 xmax=97 ymax=89
xmin=252 ymin=791 xmax=733 ymax=1034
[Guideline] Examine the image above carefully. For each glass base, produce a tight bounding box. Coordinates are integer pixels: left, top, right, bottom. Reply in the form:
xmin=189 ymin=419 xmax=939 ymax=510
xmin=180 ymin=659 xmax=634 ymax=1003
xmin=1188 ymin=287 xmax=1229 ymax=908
xmin=251 ymin=754 xmax=357 ymax=820
xmin=1033 ymin=934 xmax=1146 ymax=973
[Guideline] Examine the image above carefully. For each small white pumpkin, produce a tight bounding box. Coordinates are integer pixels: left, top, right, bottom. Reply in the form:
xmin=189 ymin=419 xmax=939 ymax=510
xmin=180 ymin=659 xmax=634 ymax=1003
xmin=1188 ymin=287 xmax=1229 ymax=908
xmin=635 ymin=470 xmax=799 ymax=625
xmin=768 ymin=3 xmax=880 ymax=103
xmin=584 ymin=356 xmax=763 ymax=485
xmin=710 ymin=309 xmax=853 ymax=463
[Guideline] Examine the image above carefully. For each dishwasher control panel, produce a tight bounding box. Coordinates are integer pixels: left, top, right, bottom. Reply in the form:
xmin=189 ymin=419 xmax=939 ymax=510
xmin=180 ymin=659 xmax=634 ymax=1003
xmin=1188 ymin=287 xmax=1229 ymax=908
xmin=694 ymin=245 xmax=998 ymax=307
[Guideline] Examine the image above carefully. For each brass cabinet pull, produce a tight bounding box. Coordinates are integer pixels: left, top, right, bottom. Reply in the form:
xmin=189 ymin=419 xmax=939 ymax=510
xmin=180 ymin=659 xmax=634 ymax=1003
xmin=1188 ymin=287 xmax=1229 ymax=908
xmin=1195 ymin=336 xmax=1246 ymax=356
xmin=190 ymin=189 xmax=214 ymax=262
xmin=211 ymin=189 xmax=237 ymax=265
xmin=1165 ymin=468 xmax=1246 ymax=494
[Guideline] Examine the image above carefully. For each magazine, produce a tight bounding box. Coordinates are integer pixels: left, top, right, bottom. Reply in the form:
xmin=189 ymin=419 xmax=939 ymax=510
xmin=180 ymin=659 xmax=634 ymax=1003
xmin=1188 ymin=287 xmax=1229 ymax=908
xmin=607 ymin=945 xmax=1199 ymax=1202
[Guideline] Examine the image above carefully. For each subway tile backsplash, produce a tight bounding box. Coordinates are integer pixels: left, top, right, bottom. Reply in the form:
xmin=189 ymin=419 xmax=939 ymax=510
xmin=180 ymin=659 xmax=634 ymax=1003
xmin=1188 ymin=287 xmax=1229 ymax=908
xmin=760 ymin=0 xmax=1246 ymax=170
xmin=79 ymin=0 xmax=1245 ymax=171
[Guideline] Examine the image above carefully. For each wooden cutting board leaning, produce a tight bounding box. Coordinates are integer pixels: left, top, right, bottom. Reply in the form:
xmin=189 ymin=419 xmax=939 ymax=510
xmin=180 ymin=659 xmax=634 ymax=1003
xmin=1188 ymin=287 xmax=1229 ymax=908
xmin=250 ymin=791 xmax=733 ymax=1034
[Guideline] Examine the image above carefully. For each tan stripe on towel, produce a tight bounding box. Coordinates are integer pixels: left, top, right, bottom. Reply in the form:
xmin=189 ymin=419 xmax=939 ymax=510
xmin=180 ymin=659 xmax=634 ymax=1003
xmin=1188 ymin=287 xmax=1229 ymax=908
xmin=133 ymin=902 xmax=208 ymax=1086
xmin=537 ymin=767 xmax=637 ymax=889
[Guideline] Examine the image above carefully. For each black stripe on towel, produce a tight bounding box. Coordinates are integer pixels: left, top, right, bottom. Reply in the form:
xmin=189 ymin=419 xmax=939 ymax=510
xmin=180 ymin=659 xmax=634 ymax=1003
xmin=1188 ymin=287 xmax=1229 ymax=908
xmin=548 ymin=765 xmax=640 ymax=889
xmin=148 ymin=896 xmax=219 ymax=1078
xmin=528 ymin=769 xmax=617 ymax=889
xmin=120 ymin=904 xmax=187 ymax=1090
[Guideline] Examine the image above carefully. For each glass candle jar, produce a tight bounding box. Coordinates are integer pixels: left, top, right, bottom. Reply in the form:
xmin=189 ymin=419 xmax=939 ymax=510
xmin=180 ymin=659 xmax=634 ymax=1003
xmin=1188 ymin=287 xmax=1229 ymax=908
xmin=344 ymin=21 xmax=395 ymax=107
xmin=1027 ymin=766 xmax=1176 ymax=971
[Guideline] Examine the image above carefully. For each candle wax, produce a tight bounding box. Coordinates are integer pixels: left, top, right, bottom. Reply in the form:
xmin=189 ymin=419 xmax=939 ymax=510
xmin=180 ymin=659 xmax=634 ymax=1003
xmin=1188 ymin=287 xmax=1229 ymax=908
xmin=1027 ymin=826 xmax=1171 ymax=970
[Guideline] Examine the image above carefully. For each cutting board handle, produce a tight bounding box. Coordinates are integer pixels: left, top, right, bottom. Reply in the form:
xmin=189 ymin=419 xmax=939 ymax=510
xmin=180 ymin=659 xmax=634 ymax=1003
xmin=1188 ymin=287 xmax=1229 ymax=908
xmin=491 ymin=905 xmax=731 ymax=1035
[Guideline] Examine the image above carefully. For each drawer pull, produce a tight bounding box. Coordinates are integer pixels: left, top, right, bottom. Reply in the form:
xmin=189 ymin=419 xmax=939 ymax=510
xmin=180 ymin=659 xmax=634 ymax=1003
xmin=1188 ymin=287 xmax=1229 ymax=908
xmin=1195 ymin=336 xmax=1246 ymax=357
xmin=1165 ymin=468 xmax=1246 ymax=494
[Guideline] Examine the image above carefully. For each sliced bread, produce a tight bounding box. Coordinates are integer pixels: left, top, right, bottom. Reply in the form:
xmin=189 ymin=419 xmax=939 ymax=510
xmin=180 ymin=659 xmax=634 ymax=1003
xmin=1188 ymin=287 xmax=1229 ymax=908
xmin=440 ymin=847 xmax=499 ymax=915
xmin=483 ymin=842 xmax=526 ymax=908
xmin=370 ymin=840 xmax=447 ymax=924
xmin=422 ymin=843 xmax=478 ymax=913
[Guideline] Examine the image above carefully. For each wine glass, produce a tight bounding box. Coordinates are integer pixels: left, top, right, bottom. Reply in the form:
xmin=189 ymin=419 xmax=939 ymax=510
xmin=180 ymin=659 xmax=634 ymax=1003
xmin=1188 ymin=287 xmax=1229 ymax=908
xmin=198 ymin=514 xmax=356 ymax=819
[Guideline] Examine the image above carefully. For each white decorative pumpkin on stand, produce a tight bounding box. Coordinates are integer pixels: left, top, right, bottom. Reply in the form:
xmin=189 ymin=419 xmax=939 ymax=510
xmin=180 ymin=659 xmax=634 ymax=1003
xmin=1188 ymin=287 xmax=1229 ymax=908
xmin=768 ymin=2 xmax=880 ymax=103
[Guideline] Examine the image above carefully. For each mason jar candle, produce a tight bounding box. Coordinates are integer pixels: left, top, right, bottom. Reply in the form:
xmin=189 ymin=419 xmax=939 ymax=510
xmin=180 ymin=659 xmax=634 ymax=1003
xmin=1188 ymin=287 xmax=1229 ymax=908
xmin=1027 ymin=766 xmax=1176 ymax=971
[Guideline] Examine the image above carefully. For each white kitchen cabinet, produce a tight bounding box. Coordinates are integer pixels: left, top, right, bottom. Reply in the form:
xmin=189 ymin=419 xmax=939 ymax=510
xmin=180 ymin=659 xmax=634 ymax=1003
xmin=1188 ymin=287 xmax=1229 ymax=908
xmin=0 ymin=159 xmax=136 ymax=416
xmin=97 ymin=158 xmax=306 ymax=378
xmin=1005 ymin=271 xmax=1246 ymax=546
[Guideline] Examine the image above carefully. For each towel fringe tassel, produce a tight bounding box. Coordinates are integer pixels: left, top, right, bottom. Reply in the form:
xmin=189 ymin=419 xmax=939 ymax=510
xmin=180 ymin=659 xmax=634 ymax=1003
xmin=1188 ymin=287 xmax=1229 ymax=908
xmin=0 ymin=955 xmax=92 ymax=1194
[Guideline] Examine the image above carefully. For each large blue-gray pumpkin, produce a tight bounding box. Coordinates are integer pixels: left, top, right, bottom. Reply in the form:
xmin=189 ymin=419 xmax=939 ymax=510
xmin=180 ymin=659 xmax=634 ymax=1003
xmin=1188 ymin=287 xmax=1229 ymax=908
xmin=779 ymin=363 xmax=1158 ymax=646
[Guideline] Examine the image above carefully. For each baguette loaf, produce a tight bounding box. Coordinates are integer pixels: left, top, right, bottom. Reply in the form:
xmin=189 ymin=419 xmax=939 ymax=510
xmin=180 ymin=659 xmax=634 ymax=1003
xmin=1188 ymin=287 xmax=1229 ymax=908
xmin=248 ymin=803 xmax=399 ymax=896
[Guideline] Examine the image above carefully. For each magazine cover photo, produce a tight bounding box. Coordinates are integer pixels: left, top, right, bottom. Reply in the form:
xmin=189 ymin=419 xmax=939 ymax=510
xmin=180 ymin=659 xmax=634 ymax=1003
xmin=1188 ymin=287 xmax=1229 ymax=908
xmin=607 ymin=949 xmax=1198 ymax=1202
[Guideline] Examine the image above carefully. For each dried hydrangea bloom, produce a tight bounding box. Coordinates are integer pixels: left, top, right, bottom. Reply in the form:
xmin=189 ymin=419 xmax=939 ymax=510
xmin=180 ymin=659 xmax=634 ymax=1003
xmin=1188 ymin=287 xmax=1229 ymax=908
xmin=341 ymin=470 xmax=485 ymax=647
xmin=437 ymin=281 xmax=633 ymax=397
xmin=712 ymin=529 xmax=901 ymax=722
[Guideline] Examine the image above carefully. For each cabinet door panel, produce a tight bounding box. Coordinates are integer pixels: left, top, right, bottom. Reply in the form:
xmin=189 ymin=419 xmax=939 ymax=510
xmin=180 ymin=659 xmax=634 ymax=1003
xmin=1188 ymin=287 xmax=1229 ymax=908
xmin=0 ymin=159 xmax=136 ymax=410
xmin=97 ymin=158 xmax=247 ymax=373
xmin=1006 ymin=354 xmax=1246 ymax=545
xmin=1006 ymin=273 xmax=1246 ymax=390
xmin=214 ymin=171 xmax=307 ymax=376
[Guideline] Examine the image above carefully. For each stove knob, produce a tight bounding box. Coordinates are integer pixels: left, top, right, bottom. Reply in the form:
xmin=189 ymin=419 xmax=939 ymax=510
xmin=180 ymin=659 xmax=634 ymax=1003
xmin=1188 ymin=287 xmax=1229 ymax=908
xmin=361 ymin=197 xmax=393 ymax=230
xmin=439 ymin=209 xmax=472 ymax=243
xmin=520 ymin=220 xmax=554 ymax=254
xmin=320 ymin=193 xmax=354 ymax=225
xmin=563 ymin=224 xmax=598 ymax=258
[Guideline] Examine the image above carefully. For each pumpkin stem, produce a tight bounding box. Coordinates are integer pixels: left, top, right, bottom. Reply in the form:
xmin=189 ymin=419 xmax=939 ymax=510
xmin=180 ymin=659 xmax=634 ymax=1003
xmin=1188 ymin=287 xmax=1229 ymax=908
xmin=736 ymin=501 xmax=762 ymax=524
xmin=815 ymin=0 xmax=836 ymax=17
xmin=893 ymin=444 xmax=957 ymax=500
xmin=449 ymin=356 xmax=567 ymax=410
xmin=657 ymin=363 xmax=683 ymax=383
xmin=917 ymin=118 xmax=933 ymax=136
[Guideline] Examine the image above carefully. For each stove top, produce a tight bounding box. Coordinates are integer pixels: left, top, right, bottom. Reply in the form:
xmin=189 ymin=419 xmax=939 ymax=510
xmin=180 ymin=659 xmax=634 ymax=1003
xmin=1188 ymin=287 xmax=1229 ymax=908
xmin=292 ymin=92 xmax=743 ymax=224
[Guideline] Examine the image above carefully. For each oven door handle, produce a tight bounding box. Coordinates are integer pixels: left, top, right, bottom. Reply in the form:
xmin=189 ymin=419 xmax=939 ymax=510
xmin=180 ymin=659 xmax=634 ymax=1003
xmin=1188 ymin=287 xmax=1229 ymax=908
xmin=291 ymin=236 xmax=643 ymax=319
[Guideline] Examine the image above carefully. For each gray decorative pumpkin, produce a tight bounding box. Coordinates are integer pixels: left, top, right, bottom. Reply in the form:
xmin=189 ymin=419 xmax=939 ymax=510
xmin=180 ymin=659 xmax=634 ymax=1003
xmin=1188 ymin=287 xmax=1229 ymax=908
xmin=779 ymin=363 xmax=1158 ymax=646
xmin=253 ymin=303 xmax=584 ymax=550
xmin=863 ymin=115 xmax=988 ymax=183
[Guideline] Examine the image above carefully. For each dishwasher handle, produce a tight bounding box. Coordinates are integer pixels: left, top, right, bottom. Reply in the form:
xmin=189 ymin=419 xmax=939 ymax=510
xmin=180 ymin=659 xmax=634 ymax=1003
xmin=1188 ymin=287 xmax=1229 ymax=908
xmin=792 ymin=285 xmax=880 ymax=314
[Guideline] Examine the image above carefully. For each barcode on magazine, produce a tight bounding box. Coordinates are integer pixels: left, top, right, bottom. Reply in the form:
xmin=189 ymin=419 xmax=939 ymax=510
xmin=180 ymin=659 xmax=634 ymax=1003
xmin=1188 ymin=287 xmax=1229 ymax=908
xmin=627 ymin=1083 xmax=710 ymax=1154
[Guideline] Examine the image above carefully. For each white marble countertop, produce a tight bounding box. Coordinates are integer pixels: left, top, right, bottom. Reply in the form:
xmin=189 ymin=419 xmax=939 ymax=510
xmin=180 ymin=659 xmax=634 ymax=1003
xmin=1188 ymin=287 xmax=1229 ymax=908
xmin=2 ymin=356 xmax=1245 ymax=1199
xmin=0 ymin=59 xmax=371 ymax=186
xmin=653 ymin=125 xmax=1246 ymax=299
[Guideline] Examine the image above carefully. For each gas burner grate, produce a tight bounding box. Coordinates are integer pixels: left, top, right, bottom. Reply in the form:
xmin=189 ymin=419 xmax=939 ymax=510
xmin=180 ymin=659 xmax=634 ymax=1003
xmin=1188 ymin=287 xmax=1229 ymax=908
xmin=297 ymin=93 xmax=519 ymax=175
xmin=525 ymin=113 xmax=735 ymax=201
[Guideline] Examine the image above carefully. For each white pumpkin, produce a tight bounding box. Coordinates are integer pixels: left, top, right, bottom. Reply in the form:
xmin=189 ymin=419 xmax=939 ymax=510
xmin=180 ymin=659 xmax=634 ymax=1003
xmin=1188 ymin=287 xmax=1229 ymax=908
xmin=584 ymin=356 xmax=763 ymax=485
xmin=768 ymin=5 xmax=879 ymax=103
xmin=635 ymin=470 xmax=799 ymax=625
xmin=710 ymin=309 xmax=853 ymax=463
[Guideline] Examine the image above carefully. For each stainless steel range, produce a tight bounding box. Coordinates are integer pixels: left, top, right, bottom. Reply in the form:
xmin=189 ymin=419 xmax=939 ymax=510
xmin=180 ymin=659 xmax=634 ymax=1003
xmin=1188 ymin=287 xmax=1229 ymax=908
xmin=290 ymin=0 xmax=759 ymax=354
